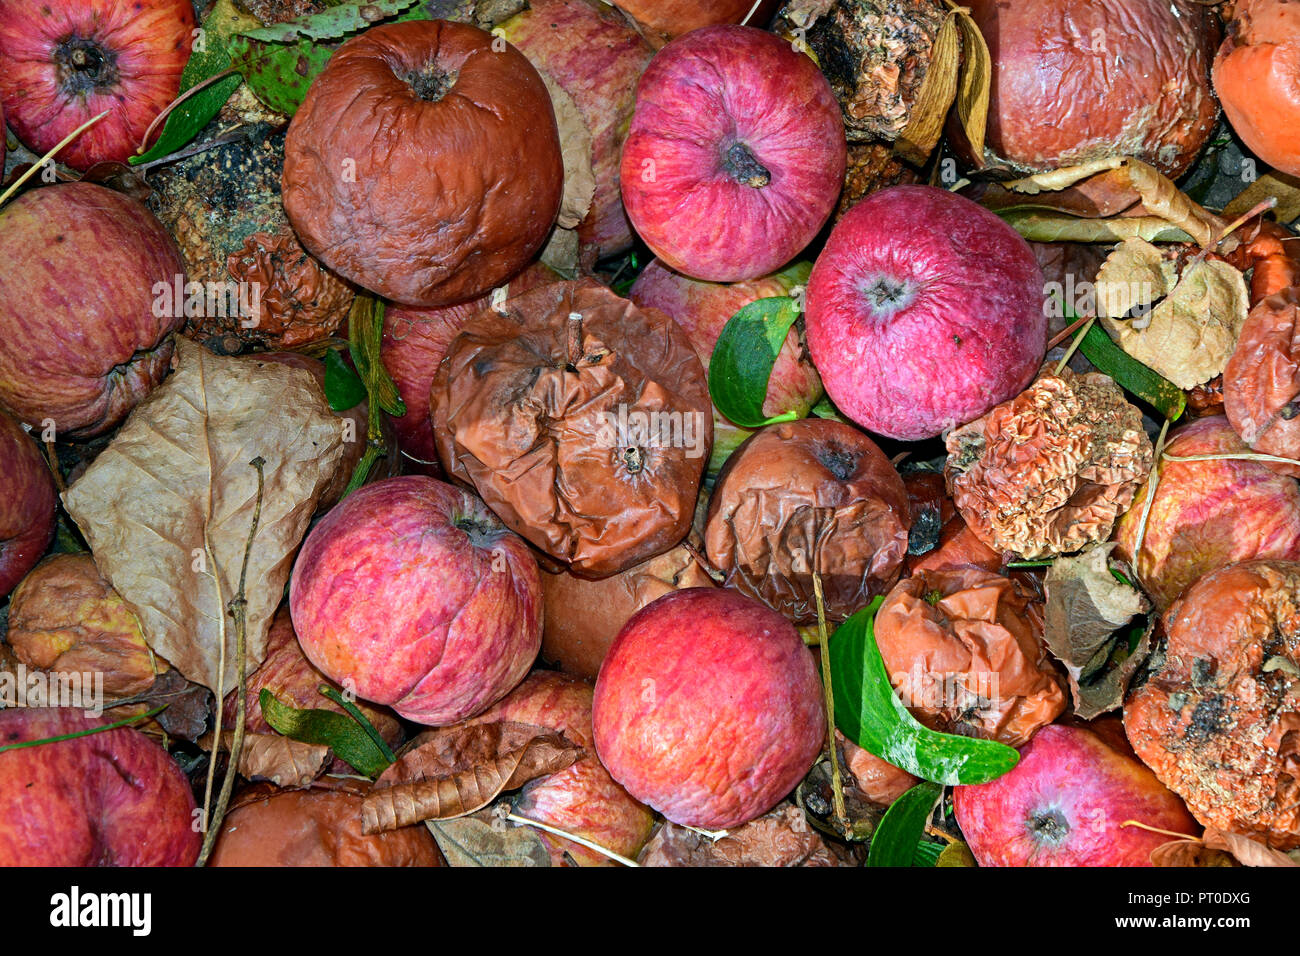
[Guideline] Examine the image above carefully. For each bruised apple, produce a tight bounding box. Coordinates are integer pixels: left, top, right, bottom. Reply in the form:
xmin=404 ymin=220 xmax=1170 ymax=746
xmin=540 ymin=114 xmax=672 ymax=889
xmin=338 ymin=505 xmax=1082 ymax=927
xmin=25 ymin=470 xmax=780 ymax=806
xmin=290 ymin=476 xmax=542 ymax=726
xmin=0 ymin=0 xmax=195 ymax=171
xmin=620 ymin=25 xmax=846 ymax=282
xmin=593 ymin=588 xmax=825 ymax=828
xmin=806 ymin=185 xmax=1046 ymax=441
xmin=0 ymin=183 xmax=184 ymax=438
xmin=629 ymin=259 xmax=824 ymax=471
xmin=0 ymin=708 xmax=199 ymax=866
xmin=954 ymin=722 xmax=1198 ymax=866
xmin=469 ymin=671 xmax=655 ymax=865
xmin=0 ymin=410 xmax=56 ymax=599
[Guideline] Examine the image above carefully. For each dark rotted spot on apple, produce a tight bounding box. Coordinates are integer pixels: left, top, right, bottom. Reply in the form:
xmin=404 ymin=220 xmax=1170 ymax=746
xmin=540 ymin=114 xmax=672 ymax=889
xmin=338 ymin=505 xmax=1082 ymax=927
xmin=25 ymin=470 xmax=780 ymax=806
xmin=949 ymin=433 xmax=985 ymax=473
xmin=1184 ymin=694 xmax=1229 ymax=742
xmin=54 ymin=36 xmax=120 ymax=94
xmin=815 ymin=441 xmax=857 ymax=480
xmin=722 ymin=142 xmax=771 ymax=189
xmin=453 ymin=512 xmax=500 ymax=549
xmin=1027 ymin=807 xmax=1070 ymax=846
xmin=402 ymin=63 xmax=457 ymax=103
xmin=1282 ymin=402 xmax=1300 ymax=421
xmin=908 ymin=503 xmax=942 ymax=556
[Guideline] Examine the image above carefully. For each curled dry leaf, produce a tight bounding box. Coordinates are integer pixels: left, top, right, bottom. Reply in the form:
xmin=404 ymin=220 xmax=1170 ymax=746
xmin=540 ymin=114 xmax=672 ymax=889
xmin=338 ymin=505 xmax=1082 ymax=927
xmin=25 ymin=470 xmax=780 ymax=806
xmin=426 ymin=814 xmax=553 ymax=867
xmin=62 ymin=338 xmax=346 ymax=696
xmin=1203 ymin=827 xmax=1300 ymax=868
xmin=1098 ymin=242 xmax=1249 ymax=390
xmin=226 ymin=732 xmax=332 ymax=789
xmin=539 ymin=72 xmax=596 ymax=232
xmin=639 ymin=803 xmax=857 ymax=867
xmin=1042 ymin=544 xmax=1150 ymax=718
xmin=362 ymin=721 xmax=584 ymax=834
xmin=1149 ymin=838 xmax=1238 ymax=867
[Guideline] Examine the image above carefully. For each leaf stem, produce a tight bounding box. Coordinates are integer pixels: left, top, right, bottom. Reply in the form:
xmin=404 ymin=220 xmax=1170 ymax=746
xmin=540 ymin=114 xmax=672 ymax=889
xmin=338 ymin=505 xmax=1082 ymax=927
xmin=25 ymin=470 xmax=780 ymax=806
xmin=505 ymin=812 xmax=640 ymax=867
xmin=811 ymin=567 xmax=848 ymax=835
xmin=0 ymin=706 xmax=166 ymax=754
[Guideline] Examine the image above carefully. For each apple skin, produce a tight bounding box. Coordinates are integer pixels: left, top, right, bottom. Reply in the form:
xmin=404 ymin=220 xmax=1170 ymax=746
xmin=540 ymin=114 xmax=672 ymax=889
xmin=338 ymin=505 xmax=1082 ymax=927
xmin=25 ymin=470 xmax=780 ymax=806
xmin=289 ymin=476 xmax=542 ymax=726
xmin=468 ymin=671 xmax=655 ymax=866
xmin=381 ymin=263 xmax=556 ymax=464
xmin=496 ymin=0 xmax=653 ymax=258
xmin=0 ymin=708 xmax=200 ymax=866
xmin=619 ymin=25 xmax=846 ymax=282
xmin=805 ymin=185 xmax=1047 ymax=441
xmin=0 ymin=410 xmax=56 ymax=599
xmin=613 ymin=1 xmax=782 ymax=46
xmin=0 ymin=0 xmax=195 ymax=171
xmin=592 ymin=587 xmax=826 ymax=829
xmin=953 ymin=723 xmax=1199 ymax=867
xmin=0 ymin=183 xmax=184 ymax=439
xmin=629 ymin=258 xmax=823 ymax=473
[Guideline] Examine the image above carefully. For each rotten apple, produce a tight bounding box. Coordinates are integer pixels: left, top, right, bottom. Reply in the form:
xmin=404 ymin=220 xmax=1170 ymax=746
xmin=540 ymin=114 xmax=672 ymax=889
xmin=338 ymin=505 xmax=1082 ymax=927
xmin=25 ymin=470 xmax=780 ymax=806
xmin=289 ymin=476 xmax=542 ymax=726
xmin=0 ymin=410 xmax=56 ymax=600
xmin=0 ymin=0 xmax=195 ymax=171
xmin=592 ymin=588 xmax=825 ymax=829
xmin=619 ymin=25 xmax=846 ymax=282
xmin=805 ymin=184 xmax=1047 ymax=441
xmin=0 ymin=182 xmax=184 ymax=439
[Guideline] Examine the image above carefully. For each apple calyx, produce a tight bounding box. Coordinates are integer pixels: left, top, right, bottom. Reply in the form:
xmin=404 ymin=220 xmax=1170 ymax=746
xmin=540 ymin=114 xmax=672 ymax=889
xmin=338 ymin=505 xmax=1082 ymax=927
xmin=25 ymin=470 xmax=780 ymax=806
xmin=1027 ymin=807 xmax=1071 ymax=846
xmin=860 ymin=275 xmax=917 ymax=318
xmin=452 ymin=513 xmax=501 ymax=550
xmin=723 ymin=142 xmax=771 ymax=189
xmin=402 ymin=64 xmax=457 ymax=103
xmin=54 ymin=37 xmax=120 ymax=97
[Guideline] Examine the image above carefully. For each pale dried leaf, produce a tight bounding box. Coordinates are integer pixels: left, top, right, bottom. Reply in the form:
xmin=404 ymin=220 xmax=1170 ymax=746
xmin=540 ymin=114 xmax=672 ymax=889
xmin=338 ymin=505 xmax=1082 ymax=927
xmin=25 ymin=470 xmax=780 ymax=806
xmin=540 ymin=226 xmax=580 ymax=278
xmin=894 ymin=11 xmax=959 ymax=165
xmin=1120 ymin=159 xmax=1225 ymax=249
xmin=1004 ymin=158 xmax=1125 ymax=195
xmin=199 ymin=730 xmax=331 ymax=788
xmin=1203 ymin=828 xmax=1300 ymax=867
xmin=638 ymin=804 xmax=855 ymax=867
xmin=1094 ymin=238 xmax=1176 ymax=320
xmin=1149 ymin=838 xmax=1238 ymax=867
xmin=1222 ymin=171 xmax=1300 ymax=225
xmin=427 ymin=815 xmax=552 ymax=867
xmin=1102 ymin=258 xmax=1250 ymax=389
xmin=62 ymin=339 xmax=344 ymax=696
xmin=362 ymin=721 xmax=584 ymax=834
xmin=951 ymin=4 xmax=990 ymax=164
xmin=1044 ymin=544 xmax=1149 ymax=680
xmin=999 ymin=211 xmax=1191 ymax=244
xmin=538 ymin=71 xmax=595 ymax=232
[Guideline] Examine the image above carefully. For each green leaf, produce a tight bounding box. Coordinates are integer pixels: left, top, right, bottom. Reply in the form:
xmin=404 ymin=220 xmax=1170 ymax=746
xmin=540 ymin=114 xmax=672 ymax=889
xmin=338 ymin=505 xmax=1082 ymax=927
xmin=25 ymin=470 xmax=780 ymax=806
xmin=1078 ymin=321 xmax=1186 ymax=421
xmin=349 ymin=296 xmax=406 ymax=418
xmin=911 ymin=839 xmax=945 ymax=867
xmin=829 ymin=598 xmax=1020 ymax=785
xmin=708 ymin=296 xmax=804 ymax=429
xmin=228 ymin=36 xmax=337 ymax=116
xmin=258 ymin=688 xmax=392 ymax=778
xmin=131 ymin=0 xmax=255 ymax=165
xmin=323 ymin=347 xmax=367 ymax=411
xmin=867 ymin=781 xmax=943 ymax=867
xmin=238 ymin=0 xmax=421 ymax=42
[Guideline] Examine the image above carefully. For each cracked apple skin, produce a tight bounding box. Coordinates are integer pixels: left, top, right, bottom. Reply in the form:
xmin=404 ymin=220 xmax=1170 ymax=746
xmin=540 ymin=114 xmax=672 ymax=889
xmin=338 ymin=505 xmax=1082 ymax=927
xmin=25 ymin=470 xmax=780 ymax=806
xmin=805 ymin=185 xmax=1046 ymax=441
xmin=592 ymin=587 xmax=825 ymax=829
xmin=469 ymin=671 xmax=655 ymax=866
xmin=0 ymin=183 xmax=184 ymax=439
xmin=954 ymin=723 xmax=1198 ymax=867
xmin=0 ymin=410 xmax=56 ymax=600
xmin=619 ymin=25 xmax=846 ymax=282
xmin=0 ymin=0 xmax=194 ymax=171
xmin=0 ymin=708 xmax=200 ymax=866
xmin=289 ymin=476 xmax=542 ymax=727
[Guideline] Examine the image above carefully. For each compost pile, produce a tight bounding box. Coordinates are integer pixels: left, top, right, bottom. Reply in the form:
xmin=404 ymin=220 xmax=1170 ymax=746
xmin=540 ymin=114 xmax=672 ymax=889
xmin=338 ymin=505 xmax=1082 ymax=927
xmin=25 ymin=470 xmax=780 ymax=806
xmin=3 ymin=0 xmax=1300 ymax=869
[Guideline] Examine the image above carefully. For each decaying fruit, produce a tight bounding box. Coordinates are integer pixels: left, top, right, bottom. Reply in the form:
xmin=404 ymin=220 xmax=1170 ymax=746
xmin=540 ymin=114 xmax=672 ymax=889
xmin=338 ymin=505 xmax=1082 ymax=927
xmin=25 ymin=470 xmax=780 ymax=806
xmin=1214 ymin=0 xmax=1300 ymax=177
xmin=282 ymin=20 xmax=563 ymax=307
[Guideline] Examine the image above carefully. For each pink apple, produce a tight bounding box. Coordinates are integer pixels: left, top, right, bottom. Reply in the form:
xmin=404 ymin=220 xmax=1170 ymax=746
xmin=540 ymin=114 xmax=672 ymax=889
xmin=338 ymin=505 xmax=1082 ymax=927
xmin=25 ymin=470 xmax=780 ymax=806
xmin=629 ymin=258 xmax=824 ymax=471
xmin=496 ymin=0 xmax=653 ymax=258
xmin=619 ymin=25 xmax=846 ymax=282
xmin=592 ymin=587 xmax=825 ymax=829
xmin=0 ymin=708 xmax=200 ymax=866
xmin=289 ymin=476 xmax=542 ymax=726
xmin=953 ymin=722 xmax=1199 ymax=867
xmin=0 ymin=410 xmax=55 ymax=599
xmin=805 ymin=184 xmax=1047 ymax=441
xmin=0 ymin=0 xmax=195 ymax=171
xmin=469 ymin=670 xmax=655 ymax=866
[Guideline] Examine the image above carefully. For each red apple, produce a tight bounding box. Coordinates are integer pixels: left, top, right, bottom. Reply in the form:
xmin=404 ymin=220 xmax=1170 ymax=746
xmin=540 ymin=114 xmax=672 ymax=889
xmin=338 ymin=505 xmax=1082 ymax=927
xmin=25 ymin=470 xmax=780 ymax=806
xmin=629 ymin=258 xmax=823 ymax=471
xmin=619 ymin=25 xmax=846 ymax=282
xmin=0 ymin=410 xmax=55 ymax=599
xmin=612 ymin=1 xmax=782 ymax=47
xmin=469 ymin=671 xmax=655 ymax=866
xmin=0 ymin=708 xmax=200 ymax=866
xmin=0 ymin=183 xmax=184 ymax=438
xmin=592 ymin=587 xmax=825 ymax=829
xmin=805 ymin=185 xmax=1047 ymax=441
xmin=381 ymin=263 xmax=556 ymax=464
xmin=0 ymin=0 xmax=195 ymax=171
xmin=496 ymin=0 xmax=653 ymax=258
xmin=289 ymin=476 xmax=542 ymax=726
xmin=953 ymin=722 xmax=1198 ymax=867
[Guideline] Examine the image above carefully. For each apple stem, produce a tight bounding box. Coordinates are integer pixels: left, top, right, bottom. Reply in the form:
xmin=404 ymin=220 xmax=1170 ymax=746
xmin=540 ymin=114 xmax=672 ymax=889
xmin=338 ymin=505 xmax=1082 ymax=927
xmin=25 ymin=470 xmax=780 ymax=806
xmin=566 ymin=311 xmax=584 ymax=369
xmin=811 ymin=565 xmax=849 ymax=834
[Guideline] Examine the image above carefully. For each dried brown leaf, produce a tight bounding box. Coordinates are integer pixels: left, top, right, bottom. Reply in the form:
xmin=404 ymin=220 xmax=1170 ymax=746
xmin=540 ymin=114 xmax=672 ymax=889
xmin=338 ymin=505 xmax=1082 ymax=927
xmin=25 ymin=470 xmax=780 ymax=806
xmin=639 ymin=804 xmax=856 ymax=867
xmin=427 ymin=815 xmax=553 ymax=867
xmin=223 ymin=731 xmax=331 ymax=788
xmin=361 ymin=721 xmax=584 ymax=834
xmin=894 ymin=11 xmax=959 ymax=166
xmin=1119 ymin=159 xmax=1225 ymax=249
xmin=1204 ymin=828 xmax=1300 ymax=867
xmin=62 ymin=339 xmax=345 ymax=697
xmin=137 ymin=668 xmax=212 ymax=741
xmin=1222 ymin=171 xmax=1300 ymax=225
xmin=1094 ymin=238 xmax=1177 ymax=320
xmin=950 ymin=3 xmax=990 ymax=164
xmin=1149 ymin=838 xmax=1238 ymax=867
xmin=538 ymin=70 xmax=595 ymax=232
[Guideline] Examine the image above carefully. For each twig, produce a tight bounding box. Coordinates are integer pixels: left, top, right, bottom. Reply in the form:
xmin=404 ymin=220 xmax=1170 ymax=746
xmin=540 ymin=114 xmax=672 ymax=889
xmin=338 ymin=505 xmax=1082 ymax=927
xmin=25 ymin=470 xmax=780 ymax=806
xmin=811 ymin=566 xmax=848 ymax=835
xmin=42 ymin=440 xmax=65 ymax=494
xmin=1047 ymin=312 xmax=1093 ymax=351
xmin=1055 ymin=315 xmax=1095 ymax=374
xmin=505 ymin=812 xmax=640 ymax=867
xmin=196 ymin=456 xmax=265 ymax=866
xmin=1130 ymin=419 xmax=1171 ymax=588
xmin=0 ymin=110 xmax=110 ymax=208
